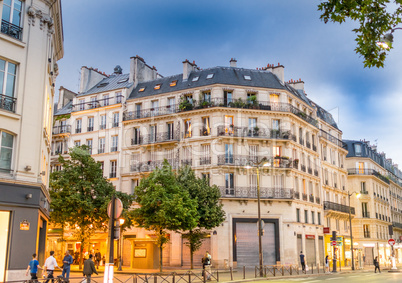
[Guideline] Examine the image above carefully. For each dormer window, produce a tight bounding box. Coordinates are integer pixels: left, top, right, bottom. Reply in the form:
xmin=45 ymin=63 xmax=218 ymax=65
xmin=206 ymin=74 xmax=214 ymax=79
xmin=244 ymin=75 xmax=251 ymax=80
xmin=97 ymin=82 xmax=109 ymax=88
xmin=154 ymin=84 xmax=161 ymax=90
xmin=192 ymin=76 xmax=199 ymax=82
xmin=139 ymin=87 xmax=145 ymax=92
xmin=170 ymin=80 xmax=178 ymax=87
xmin=117 ymin=78 xmax=128 ymax=84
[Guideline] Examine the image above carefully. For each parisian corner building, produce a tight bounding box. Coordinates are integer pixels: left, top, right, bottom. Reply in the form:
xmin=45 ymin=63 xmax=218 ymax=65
xmin=0 ymin=0 xmax=64 ymax=281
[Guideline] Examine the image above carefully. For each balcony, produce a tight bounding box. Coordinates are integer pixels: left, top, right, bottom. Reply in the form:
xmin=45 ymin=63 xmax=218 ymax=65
xmin=309 ymin=195 xmax=314 ymax=203
xmin=217 ymin=126 xmax=295 ymax=141
xmin=199 ymin=157 xmax=211 ymax=165
xmin=130 ymin=159 xmax=180 ymax=172
xmin=98 ymin=148 xmax=105 ymax=154
xmin=52 ymin=125 xmax=71 ymax=135
xmin=319 ymin=129 xmax=347 ymax=149
xmin=181 ymin=159 xmax=192 ymax=166
xmin=364 ymin=231 xmax=371 ymax=238
xmin=315 ymin=197 xmax=321 ymax=204
xmin=393 ymin=222 xmax=402 ymax=229
xmin=0 ymin=94 xmax=16 ymax=113
xmin=324 ymin=201 xmax=355 ymax=215
xmin=362 ymin=211 xmax=370 ymax=218
xmin=314 ymin=169 xmax=319 ymax=177
xmin=312 ymin=144 xmax=317 ymax=151
xmin=71 ymin=95 xmax=124 ymax=112
xmin=301 ymin=164 xmax=306 ymax=172
xmin=219 ymin=186 xmax=295 ymax=199
xmin=1 ymin=20 xmax=22 ymax=40
xmin=347 ymin=168 xmax=390 ymax=184
xmin=308 ymin=167 xmax=312 ymax=174
xmin=217 ymin=155 xmax=261 ymax=166
xmin=112 ymin=123 xmax=119 ymax=128
xmin=53 ymin=149 xmax=68 ymax=156
xmin=131 ymin=131 xmax=180 ymax=146
xmin=123 ymin=99 xmax=318 ymax=127
xmin=302 ymin=193 xmax=308 ymax=201
xmin=294 ymin=191 xmax=300 ymax=199
xmin=100 ymin=124 xmax=106 ymax=130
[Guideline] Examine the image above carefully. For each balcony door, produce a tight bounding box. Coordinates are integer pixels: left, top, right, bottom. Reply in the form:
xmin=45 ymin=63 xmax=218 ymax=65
xmin=225 ymin=144 xmax=233 ymax=164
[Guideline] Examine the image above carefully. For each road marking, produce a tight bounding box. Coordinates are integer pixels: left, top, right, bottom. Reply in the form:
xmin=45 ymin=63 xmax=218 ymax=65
xmin=348 ymin=275 xmax=360 ymax=278
xmin=325 ymin=278 xmax=339 ymax=280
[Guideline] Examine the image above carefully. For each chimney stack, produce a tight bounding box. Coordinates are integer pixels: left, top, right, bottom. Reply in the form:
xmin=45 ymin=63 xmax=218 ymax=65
xmin=230 ymin=58 xmax=237 ymax=67
xmin=129 ymin=55 xmax=158 ymax=87
xmin=182 ymin=59 xmax=197 ymax=81
xmin=79 ymin=66 xmax=107 ymax=93
xmin=265 ymin=62 xmax=285 ymax=83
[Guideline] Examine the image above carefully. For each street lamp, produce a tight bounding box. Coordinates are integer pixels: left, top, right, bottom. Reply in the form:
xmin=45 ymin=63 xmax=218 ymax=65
xmin=377 ymin=27 xmax=402 ymax=49
xmin=348 ymin=191 xmax=361 ymax=271
xmin=117 ymin=218 xmax=125 ymax=271
xmin=244 ymin=157 xmax=271 ymax=277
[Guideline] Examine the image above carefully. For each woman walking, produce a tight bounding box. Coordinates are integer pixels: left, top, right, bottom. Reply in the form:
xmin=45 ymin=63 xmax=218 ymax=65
xmin=325 ymin=255 xmax=330 ymax=273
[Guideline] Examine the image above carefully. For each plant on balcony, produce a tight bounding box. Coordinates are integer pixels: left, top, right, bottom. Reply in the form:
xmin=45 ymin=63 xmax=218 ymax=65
xmin=296 ymin=111 xmax=307 ymax=119
xmin=179 ymin=96 xmax=193 ymax=111
xmin=247 ymin=95 xmax=258 ymax=109
xmin=253 ymin=126 xmax=259 ymax=136
xmin=282 ymin=130 xmax=291 ymax=139
xmin=49 ymin=145 xmax=135 ymax=269
xmin=229 ymin=98 xmax=246 ymax=108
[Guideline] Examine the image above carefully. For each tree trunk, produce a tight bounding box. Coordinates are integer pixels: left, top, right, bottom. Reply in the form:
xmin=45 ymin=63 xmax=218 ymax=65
xmin=190 ymin=230 xmax=194 ymax=269
xmin=79 ymin=241 xmax=84 ymax=270
xmin=159 ymin=245 xmax=163 ymax=272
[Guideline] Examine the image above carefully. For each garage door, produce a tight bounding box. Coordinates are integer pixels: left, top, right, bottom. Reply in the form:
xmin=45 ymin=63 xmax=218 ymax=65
xmin=235 ymin=222 xmax=276 ymax=267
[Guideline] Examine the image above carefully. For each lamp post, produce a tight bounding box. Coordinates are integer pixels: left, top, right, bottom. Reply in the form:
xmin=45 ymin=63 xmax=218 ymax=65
xmin=348 ymin=191 xmax=361 ymax=271
xmin=117 ymin=218 xmax=125 ymax=271
xmin=244 ymin=157 xmax=271 ymax=277
xmin=377 ymin=27 xmax=402 ymax=49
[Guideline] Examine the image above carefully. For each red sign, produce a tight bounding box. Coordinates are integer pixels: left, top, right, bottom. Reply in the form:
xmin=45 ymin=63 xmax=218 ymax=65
xmin=331 ymin=240 xmax=337 ymax=246
xmin=389 ymin=239 xmax=396 ymax=246
xmin=306 ymin=235 xmax=315 ymax=239
xmin=323 ymin=227 xmax=330 ymax=234
xmin=400 ymin=236 xmax=402 ymax=241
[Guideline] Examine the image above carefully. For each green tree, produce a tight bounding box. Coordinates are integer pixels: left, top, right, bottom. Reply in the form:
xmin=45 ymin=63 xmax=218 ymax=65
xmin=177 ymin=166 xmax=226 ymax=269
xmin=49 ymin=146 xmax=134 ymax=269
xmin=132 ymin=160 xmax=198 ymax=272
xmin=318 ymin=0 xmax=402 ymax=68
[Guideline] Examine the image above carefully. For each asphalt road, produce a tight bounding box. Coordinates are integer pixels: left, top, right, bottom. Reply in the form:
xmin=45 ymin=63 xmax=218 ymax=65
xmin=257 ymin=271 xmax=402 ymax=283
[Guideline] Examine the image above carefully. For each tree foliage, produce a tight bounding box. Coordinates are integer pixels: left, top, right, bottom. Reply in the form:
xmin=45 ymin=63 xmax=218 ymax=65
xmin=49 ymin=146 xmax=134 ymax=268
xmin=318 ymin=0 xmax=402 ymax=67
xmin=177 ymin=166 xmax=226 ymax=269
xmin=132 ymin=160 xmax=199 ymax=272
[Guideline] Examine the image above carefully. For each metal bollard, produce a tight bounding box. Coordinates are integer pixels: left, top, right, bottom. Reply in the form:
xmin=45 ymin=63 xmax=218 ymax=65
xmin=154 ymin=276 xmax=157 ymax=283
xmin=172 ymin=273 xmax=175 ymax=283
xmin=217 ymin=269 xmax=219 ymax=282
xmin=243 ymin=266 xmax=246 ymax=279
xmin=230 ymin=267 xmax=233 ymax=281
xmin=255 ymin=266 xmax=257 ymax=278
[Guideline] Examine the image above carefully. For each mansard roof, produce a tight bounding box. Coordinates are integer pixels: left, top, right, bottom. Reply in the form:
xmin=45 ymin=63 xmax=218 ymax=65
xmin=128 ymin=67 xmax=289 ymax=100
xmin=54 ymin=100 xmax=73 ymax=116
xmin=77 ymin=73 xmax=132 ymax=97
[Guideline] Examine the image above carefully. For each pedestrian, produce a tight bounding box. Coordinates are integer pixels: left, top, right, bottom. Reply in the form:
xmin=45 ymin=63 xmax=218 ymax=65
xmin=94 ymin=250 xmax=101 ymax=268
xmin=43 ymin=251 xmax=62 ymax=283
xmin=74 ymin=252 xmax=79 ymax=265
xmin=202 ymin=251 xmax=212 ymax=280
xmin=325 ymin=255 xmax=330 ymax=273
xmin=83 ymin=254 xmax=98 ymax=283
xmin=374 ymin=256 xmax=381 ymax=273
xmin=102 ymin=255 xmax=106 ymax=266
xmin=26 ymin=253 xmax=42 ymax=281
xmin=300 ymin=251 xmax=306 ymax=273
xmin=62 ymin=250 xmax=73 ymax=281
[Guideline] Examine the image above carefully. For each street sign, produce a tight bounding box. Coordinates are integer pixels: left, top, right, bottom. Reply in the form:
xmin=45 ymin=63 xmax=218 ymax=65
xmin=107 ymin=197 xmax=123 ymax=219
xmin=323 ymin=227 xmax=330 ymax=234
xmin=389 ymin=238 xmax=396 ymax=246
xmin=331 ymin=240 xmax=337 ymax=246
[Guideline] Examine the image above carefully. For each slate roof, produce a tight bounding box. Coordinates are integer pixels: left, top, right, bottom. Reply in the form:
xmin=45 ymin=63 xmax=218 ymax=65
xmin=54 ymin=100 xmax=73 ymax=116
xmin=77 ymin=73 xmax=132 ymax=97
xmin=314 ymin=103 xmax=339 ymax=129
xmin=128 ymin=67 xmax=288 ymax=100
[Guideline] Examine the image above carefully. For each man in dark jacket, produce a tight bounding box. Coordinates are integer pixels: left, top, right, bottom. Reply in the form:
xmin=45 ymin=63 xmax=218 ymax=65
xmin=83 ymin=254 xmax=98 ymax=283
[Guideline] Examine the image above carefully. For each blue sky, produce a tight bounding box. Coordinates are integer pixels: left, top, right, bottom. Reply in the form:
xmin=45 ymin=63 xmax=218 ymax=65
xmin=57 ymin=0 xmax=402 ymax=165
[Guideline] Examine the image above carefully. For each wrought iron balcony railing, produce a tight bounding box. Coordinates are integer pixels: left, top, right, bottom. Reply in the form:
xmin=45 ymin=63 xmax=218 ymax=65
xmin=323 ymin=201 xmax=355 ymax=214
xmin=1 ymin=20 xmax=22 ymax=40
xmin=109 ymin=172 xmax=117 ymax=178
xmin=306 ymin=141 xmax=311 ymax=149
xmin=87 ymin=127 xmax=94 ymax=132
xmin=302 ymin=193 xmax=307 ymax=201
xmin=314 ymin=169 xmax=319 ymax=177
xmin=75 ymin=128 xmax=82 ymax=134
xmin=0 ymin=94 xmax=17 ymax=113
xmin=71 ymin=95 xmax=124 ymax=112
xmin=130 ymin=159 xmax=180 ymax=172
xmin=364 ymin=231 xmax=370 ymax=238
xmin=110 ymin=147 xmax=118 ymax=152
xmin=181 ymin=159 xmax=192 ymax=166
xmin=294 ymin=191 xmax=300 ymax=199
xmin=219 ymin=186 xmax=295 ymax=199
xmin=123 ymin=98 xmax=318 ymax=127
xmin=347 ymin=168 xmax=390 ymax=184
xmin=52 ymin=125 xmax=71 ymax=135
xmin=393 ymin=222 xmax=402 ymax=229
xmin=319 ymin=129 xmax=347 ymax=149
xmin=362 ymin=212 xmax=370 ymax=218
xmin=216 ymin=126 xmax=295 ymax=141
xmin=131 ymin=131 xmax=180 ymax=146
xmin=199 ymin=157 xmax=211 ymax=165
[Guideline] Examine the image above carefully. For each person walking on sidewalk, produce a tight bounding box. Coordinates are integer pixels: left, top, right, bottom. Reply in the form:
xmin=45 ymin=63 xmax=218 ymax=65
xmin=300 ymin=251 xmax=306 ymax=273
xmin=202 ymin=251 xmax=212 ymax=280
xmin=374 ymin=256 xmax=381 ymax=273
xmin=83 ymin=254 xmax=98 ymax=283
xmin=325 ymin=255 xmax=330 ymax=273
xmin=43 ymin=251 xmax=62 ymax=283
xmin=62 ymin=250 xmax=73 ymax=281
xmin=26 ymin=253 xmax=42 ymax=280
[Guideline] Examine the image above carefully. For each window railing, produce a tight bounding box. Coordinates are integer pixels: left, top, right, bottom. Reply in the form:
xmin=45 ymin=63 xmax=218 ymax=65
xmin=109 ymin=172 xmax=117 ymax=178
xmin=302 ymin=193 xmax=308 ymax=201
xmin=130 ymin=159 xmax=180 ymax=172
xmin=181 ymin=159 xmax=192 ymax=166
xmin=294 ymin=191 xmax=300 ymax=199
xmin=99 ymin=124 xmax=106 ymax=130
xmin=319 ymin=129 xmax=347 ymax=149
xmin=219 ymin=186 xmax=295 ymax=199
xmin=199 ymin=157 xmax=211 ymax=165
xmin=200 ymin=128 xmax=211 ymax=136
xmin=316 ymin=197 xmax=321 ymax=204
xmin=362 ymin=211 xmax=370 ymax=218
xmin=87 ymin=126 xmax=94 ymax=132
xmin=131 ymin=131 xmax=180 ymax=146
xmin=0 ymin=94 xmax=17 ymax=113
xmin=309 ymin=195 xmax=314 ymax=203
xmin=71 ymin=95 xmax=124 ymax=112
xmin=123 ymin=99 xmax=318 ymax=127
xmin=314 ymin=169 xmax=319 ymax=177
xmin=323 ymin=201 xmax=355 ymax=214
xmin=98 ymin=148 xmax=105 ymax=154
xmin=364 ymin=231 xmax=370 ymax=238
xmin=75 ymin=128 xmax=82 ymax=134
xmin=301 ymin=164 xmax=306 ymax=172
xmin=306 ymin=141 xmax=311 ymax=148
xmin=110 ymin=147 xmax=118 ymax=152
xmin=1 ymin=20 xmax=22 ymax=40
xmin=52 ymin=125 xmax=71 ymax=135
xmin=347 ymin=168 xmax=390 ymax=184
xmin=112 ymin=122 xmax=119 ymax=128
xmin=216 ymin=126 xmax=295 ymax=140
xmin=299 ymin=138 xmax=304 ymax=145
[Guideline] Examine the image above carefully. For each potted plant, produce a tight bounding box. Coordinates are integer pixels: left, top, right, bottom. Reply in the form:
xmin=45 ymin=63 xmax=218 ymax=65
xmin=247 ymin=95 xmax=258 ymax=109
xmin=282 ymin=130 xmax=291 ymax=139
xmin=254 ymin=126 xmax=259 ymax=136
xmin=179 ymin=96 xmax=193 ymax=111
